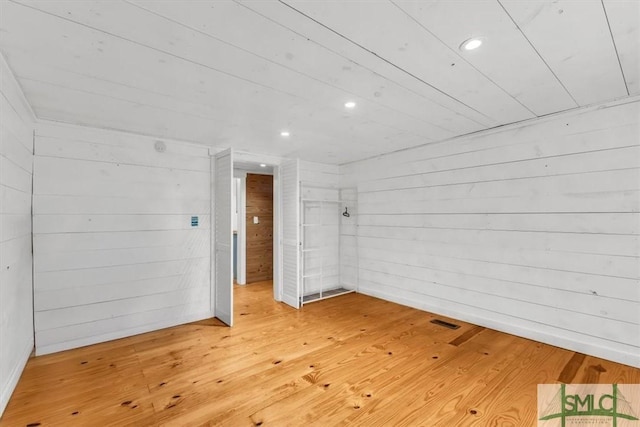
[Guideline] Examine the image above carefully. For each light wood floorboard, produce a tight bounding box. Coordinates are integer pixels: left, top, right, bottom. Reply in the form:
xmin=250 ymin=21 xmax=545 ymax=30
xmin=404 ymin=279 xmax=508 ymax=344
xmin=2 ymin=280 xmax=639 ymax=426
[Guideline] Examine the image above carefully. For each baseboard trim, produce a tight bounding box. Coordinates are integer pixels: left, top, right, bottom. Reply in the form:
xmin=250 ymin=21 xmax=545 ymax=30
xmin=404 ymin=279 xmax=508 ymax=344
xmin=0 ymin=339 xmax=33 ymax=417
xmin=35 ymin=310 xmax=214 ymax=356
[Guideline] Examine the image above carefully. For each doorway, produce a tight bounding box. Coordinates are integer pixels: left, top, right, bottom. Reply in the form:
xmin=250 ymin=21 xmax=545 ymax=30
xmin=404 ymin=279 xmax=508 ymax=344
xmin=232 ymin=161 xmax=278 ymax=292
xmin=213 ymin=151 xmax=286 ymax=328
xmin=245 ymin=173 xmax=274 ymax=283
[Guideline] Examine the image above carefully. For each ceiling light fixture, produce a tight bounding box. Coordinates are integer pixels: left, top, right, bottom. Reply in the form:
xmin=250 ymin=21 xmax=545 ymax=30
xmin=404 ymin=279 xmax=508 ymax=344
xmin=460 ymin=37 xmax=483 ymax=51
xmin=344 ymin=101 xmax=356 ymax=109
xmin=260 ymin=163 xmax=266 ymax=168
xmin=280 ymin=131 xmax=290 ymax=137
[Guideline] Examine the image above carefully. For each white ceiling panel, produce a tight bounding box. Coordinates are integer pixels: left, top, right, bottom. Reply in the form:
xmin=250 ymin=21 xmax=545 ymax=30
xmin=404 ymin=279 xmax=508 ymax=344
xmin=603 ymin=0 xmax=640 ymax=95
xmin=394 ymin=0 xmax=578 ymax=116
xmin=500 ymin=0 xmax=628 ymax=105
xmin=283 ymin=0 xmax=536 ymax=124
xmin=15 ymin=0 xmax=458 ymax=139
xmin=130 ymin=0 xmax=485 ymax=135
xmin=0 ymin=0 xmax=636 ymax=164
xmin=237 ymin=0 xmax=499 ymax=128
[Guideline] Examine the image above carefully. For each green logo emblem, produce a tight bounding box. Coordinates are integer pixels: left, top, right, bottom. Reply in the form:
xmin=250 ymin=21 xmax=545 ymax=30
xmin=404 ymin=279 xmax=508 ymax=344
xmin=539 ymin=384 xmax=639 ymax=426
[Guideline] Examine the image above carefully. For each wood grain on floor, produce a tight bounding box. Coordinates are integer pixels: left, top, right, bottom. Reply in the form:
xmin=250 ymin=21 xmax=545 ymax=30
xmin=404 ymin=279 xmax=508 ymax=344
xmin=2 ymin=281 xmax=638 ymax=426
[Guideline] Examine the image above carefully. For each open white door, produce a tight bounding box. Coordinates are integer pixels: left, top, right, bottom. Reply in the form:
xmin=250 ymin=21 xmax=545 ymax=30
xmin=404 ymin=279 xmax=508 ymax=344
xmin=281 ymin=158 xmax=300 ymax=308
xmin=214 ymin=148 xmax=233 ymax=325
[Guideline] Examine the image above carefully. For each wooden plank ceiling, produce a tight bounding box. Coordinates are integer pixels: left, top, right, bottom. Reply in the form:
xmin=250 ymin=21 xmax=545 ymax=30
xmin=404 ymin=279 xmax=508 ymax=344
xmin=0 ymin=0 xmax=636 ymax=164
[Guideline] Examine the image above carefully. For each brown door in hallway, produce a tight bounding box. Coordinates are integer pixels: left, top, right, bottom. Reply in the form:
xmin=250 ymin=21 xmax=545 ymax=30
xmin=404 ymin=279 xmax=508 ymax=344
xmin=245 ymin=173 xmax=273 ymax=283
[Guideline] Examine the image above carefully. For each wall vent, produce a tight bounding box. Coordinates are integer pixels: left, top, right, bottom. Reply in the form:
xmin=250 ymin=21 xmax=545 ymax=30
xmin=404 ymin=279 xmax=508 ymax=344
xmin=430 ymin=319 xmax=460 ymax=330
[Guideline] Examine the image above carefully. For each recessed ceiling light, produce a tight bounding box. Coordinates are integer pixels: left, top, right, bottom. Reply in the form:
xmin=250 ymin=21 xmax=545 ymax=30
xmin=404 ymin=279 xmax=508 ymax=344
xmin=280 ymin=131 xmax=290 ymax=137
xmin=344 ymin=101 xmax=356 ymax=109
xmin=259 ymin=163 xmax=266 ymax=168
xmin=460 ymin=37 xmax=483 ymax=51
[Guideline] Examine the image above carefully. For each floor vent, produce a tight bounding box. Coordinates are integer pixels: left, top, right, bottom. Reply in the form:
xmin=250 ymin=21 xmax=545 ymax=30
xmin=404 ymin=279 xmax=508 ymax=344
xmin=430 ymin=319 xmax=460 ymax=330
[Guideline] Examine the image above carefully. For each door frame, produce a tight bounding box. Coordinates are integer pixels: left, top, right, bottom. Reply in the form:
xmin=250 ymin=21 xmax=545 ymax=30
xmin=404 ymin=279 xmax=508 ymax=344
xmin=212 ymin=151 xmax=285 ymax=324
xmin=233 ymin=172 xmax=247 ymax=285
xmin=233 ymin=165 xmax=282 ymax=300
xmin=272 ymin=164 xmax=283 ymax=301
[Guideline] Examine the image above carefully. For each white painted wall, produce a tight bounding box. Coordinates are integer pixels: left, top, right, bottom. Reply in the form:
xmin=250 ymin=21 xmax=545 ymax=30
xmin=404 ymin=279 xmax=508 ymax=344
xmin=0 ymin=55 xmax=35 ymax=415
xmin=341 ymin=98 xmax=640 ymax=367
xmin=339 ymin=187 xmax=358 ymax=291
xmin=32 ymin=122 xmax=212 ymax=355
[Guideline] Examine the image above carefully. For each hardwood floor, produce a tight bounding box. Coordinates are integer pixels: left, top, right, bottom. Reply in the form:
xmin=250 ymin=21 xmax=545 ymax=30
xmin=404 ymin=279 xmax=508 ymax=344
xmin=2 ymin=281 xmax=639 ymax=426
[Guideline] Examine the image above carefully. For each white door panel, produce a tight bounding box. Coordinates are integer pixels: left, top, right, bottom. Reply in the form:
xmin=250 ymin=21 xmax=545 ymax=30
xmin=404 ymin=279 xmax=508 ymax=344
xmin=281 ymin=158 xmax=300 ymax=309
xmin=214 ymin=148 xmax=233 ymax=325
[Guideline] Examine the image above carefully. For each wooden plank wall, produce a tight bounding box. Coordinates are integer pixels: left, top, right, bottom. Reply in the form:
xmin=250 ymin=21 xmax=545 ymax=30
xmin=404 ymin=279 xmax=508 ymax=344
xmin=32 ymin=122 xmax=212 ymax=355
xmin=245 ymin=173 xmax=273 ymax=283
xmin=0 ymin=55 xmax=35 ymax=416
xmin=340 ymin=98 xmax=640 ymax=367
